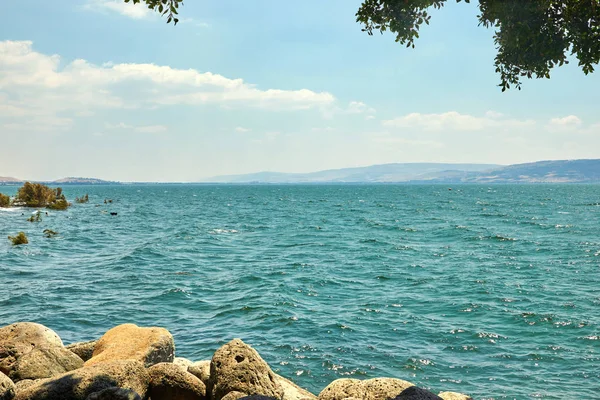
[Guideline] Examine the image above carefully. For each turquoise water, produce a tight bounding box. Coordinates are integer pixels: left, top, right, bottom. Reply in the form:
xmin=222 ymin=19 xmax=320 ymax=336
xmin=1 ymin=184 xmax=599 ymax=399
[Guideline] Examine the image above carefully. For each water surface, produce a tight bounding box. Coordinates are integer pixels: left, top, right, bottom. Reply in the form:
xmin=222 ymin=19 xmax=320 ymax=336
xmin=1 ymin=184 xmax=599 ymax=399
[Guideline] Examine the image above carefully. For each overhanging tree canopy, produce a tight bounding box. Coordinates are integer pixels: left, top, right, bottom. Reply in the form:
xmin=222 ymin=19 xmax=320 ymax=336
xmin=127 ymin=0 xmax=600 ymax=91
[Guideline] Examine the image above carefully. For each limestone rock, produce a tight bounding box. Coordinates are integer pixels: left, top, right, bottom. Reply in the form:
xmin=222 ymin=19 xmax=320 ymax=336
xmin=208 ymin=339 xmax=284 ymax=400
xmin=15 ymin=360 xmax=150 ymax=400
xmin=274 ymin=374 xmax=316 ymax=400
xmin=174 ymin=357 xmax=194 ymax=370
xmin=0 ymin=371 xmax=15 ymax=400
xmin=392 ymin=386 xmax=442 ymax=400
xmin=188 ymin=360 xmax=211 ymax=387
xmin=221 ymin=392 xmax=246 ymax=400
xmin=318 ymin=378 xmax=414 ymax=400
xmin=239 ymin=397 xmax=280 ymax=400
xmin=147 ymin=362 xmax=206 ymax=400
xmin=66 ymin=341 xmax=97 ymax=362
xmin=86 ymin=388 xmax=142 ymax=400
xmin=0 ymin=322 xmax=84 ymax=382
xmin=438 ymin=392 xmax=472 ymax=400
xmin=85 ymin=324 xmax=174 ymax=368
xmin=14 ymin=379 xmax=37 ymax=393
xmin=0 ymin=323 xmax=63 ymax=348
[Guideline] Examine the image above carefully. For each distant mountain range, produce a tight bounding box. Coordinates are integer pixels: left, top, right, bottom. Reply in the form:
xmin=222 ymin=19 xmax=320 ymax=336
xmin=204 ymin=159 xmax=600 ymax=183
xmin=2 ymin=159 xmax=600 ymax=185
xmin=0 ymin=177 xmax=117 ymax=185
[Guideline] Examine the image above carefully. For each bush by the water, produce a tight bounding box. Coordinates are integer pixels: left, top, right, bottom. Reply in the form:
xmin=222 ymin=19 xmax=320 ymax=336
xmin=0 ymin=193 xmax=10 ymax=207
xmin=8 ymin=232 xmax=28 ymax=245
xmin=27 ymin=211 xmax=42 ymax=222
xmin=15 ymin=182 xmax=70 ymax=210
xmin=75 ymin=194 xmax=89 ymax=204
xmin=43 ymin=229 xmax=59 ymax=238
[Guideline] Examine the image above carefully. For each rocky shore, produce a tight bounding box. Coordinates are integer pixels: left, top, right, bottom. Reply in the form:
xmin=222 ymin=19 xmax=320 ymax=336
xmin=0 ymin=322 xmax=472 ymax=400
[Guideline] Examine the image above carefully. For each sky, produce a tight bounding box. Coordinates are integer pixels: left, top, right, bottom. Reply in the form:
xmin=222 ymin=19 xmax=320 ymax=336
xmin=1 ymin=0 xmax=599 ymax=182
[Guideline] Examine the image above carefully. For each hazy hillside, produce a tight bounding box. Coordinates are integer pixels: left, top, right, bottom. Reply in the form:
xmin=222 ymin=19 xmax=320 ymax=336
xmin=205 ymin=163 xmax=502 ymax=183
xmin=205 ymin=159 xmax=600 ymax=183
xmin=461 ymin=159 xmax=600 ymax=183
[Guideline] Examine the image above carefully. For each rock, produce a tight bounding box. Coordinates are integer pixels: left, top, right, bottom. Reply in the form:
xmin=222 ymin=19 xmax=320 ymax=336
xmin=438 ymin=392 xmax=472 ymax=400
xmin=221 ymin=392 xmax=246 ymax=400
xmin=0 ymin=323 xmax=63 ymax=348
xmin=392 ymin=386 xmax=442 ymax=400
xmin=0 ymin=322 xmax=84 ymax=382
xmin=66 ymin=341 xmax=97 ymax=362
xmin=86 ymin=388 xmax=142 ymax=400
xmin=318 ymin=378 xmax=414 ymax=400
xmin=274 ymin=374 xmax=316 ymax=400
xmin=174 ymin=357 xmax=194 ymax=370
xmin=208 ymin=339 xmax=284 ymax=400
xmin=239 ymin=397 xmax=280 ymax=400
xmin=0 ymin=371 xmax=15 ymax=400
xmin=188 ymin=360 xmax=211 ymax=387
xmin=147 ymin=362 xmax=206 ymax=400
xmin=15 ymin=360 xmax=150 ymax=400
xmin=85 ymin=324 xmax=174 ymax=368
xmin=14 ymin=380 xmax=37 ymax=392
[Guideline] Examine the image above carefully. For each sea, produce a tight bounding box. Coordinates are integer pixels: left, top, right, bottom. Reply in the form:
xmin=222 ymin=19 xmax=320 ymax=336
xmin=0 ymin=184 xmax=599 ymax=399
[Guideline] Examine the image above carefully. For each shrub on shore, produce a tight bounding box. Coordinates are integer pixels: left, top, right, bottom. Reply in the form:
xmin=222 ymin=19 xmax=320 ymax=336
xmin=27 ymin=211 xmax=42 ymax=222
xmin=8 ymin=232 xmax=28 ymax=245
xmin=75 ymin=194 xmax=89 ymax=204
xmin=14 ymin=182 xmax=70 ymax=210
xmin=0 ymin=193 xmax=9 ymax=207
xmin=43 ymin=229 xmax=59 ymax=238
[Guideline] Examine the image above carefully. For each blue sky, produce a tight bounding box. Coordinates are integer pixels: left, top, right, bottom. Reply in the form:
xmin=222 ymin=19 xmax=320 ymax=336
xmin=1 ymin=0 xmax=599 ymax=181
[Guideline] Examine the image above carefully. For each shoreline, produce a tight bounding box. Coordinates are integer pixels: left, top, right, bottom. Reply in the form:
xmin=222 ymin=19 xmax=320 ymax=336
xmin=0 ymin=322 xmax=472 ymax=400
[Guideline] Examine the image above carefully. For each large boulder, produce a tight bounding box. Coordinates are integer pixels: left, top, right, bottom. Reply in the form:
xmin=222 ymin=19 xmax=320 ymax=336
xmin=274 ymin=374 xmax=316 ymax=400
xmin=208 ymin=339 xmax=284 ymax=400
xmin=66 ymin=341 xmax=97 ymax=362
xmin=147 ymin=362 xmax=206 ymax=400
xmin=318 ymin=378 xmax=414 ymax=400
xmin=188 ymin=360 xmax=211 ymax=387
xmin=221 ymin=393 xmax=247 ymax=400
xmin=0 ymin=371 xmax=15 ymax=400
xmin=392 ymin=386 xmax=442 ymax=399
xmin=15 ymin=360 xmax=150 ymax=400
xmin=174 ymin=357 xmax=194 ymax=370
xmin=85 ymin=388 xmax=142 ymax=400
xmin=14 ymin=379 xmax=38 ymax=393
xmin=438 ymin=393 xmax=472 ymax=400
xmin=0 ymin=323 xmax=84 ymax=382
xmin=85 ymin=324 xmax=174 ymax=368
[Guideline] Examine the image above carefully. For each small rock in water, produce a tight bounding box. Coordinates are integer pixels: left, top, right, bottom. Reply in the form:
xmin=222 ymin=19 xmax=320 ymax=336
xmin=438 ymin=392 xmax=473 ymax=400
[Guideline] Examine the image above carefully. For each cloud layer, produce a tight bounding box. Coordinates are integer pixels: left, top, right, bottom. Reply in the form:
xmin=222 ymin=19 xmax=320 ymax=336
xmin=0 ymin=40 xmax=336 ymax=132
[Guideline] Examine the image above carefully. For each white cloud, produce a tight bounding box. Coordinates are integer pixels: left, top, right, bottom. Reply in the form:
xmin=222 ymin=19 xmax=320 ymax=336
xmin=347 ymin=101 xmax=376 ymax=115
xmin=0 ymin=40 xmax=336 ymax=132
xmin=84 ymin=0 xmax=152 ymax=19
xmin=549 ymin=115 xmax=582 ymax=128
xmin=235 ymin=127 xmax=250 ymax=133
xmin=135 ymin=125 xmax=167 ymax=133
xmin=383 ymin=111 xmax=535 ymax=131
xmin=105 ymin=122 xmax=167 ymax=133
xmin=485 ymin=110 xmax=504 ymax=119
